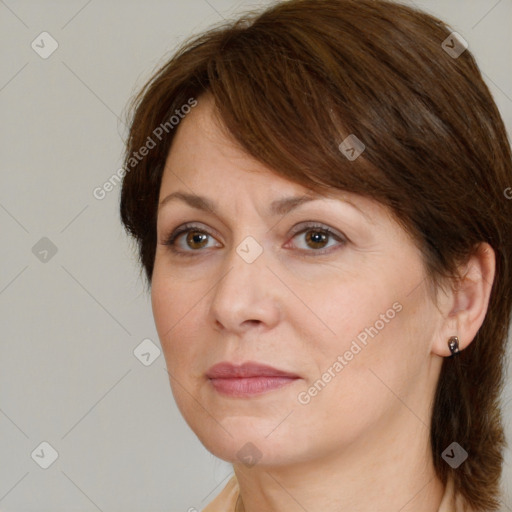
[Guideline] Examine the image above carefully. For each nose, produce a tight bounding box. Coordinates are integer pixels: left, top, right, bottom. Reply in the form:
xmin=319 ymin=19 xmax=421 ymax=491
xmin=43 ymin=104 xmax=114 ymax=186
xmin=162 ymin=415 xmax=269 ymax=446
xmin=209 ymin=239 xmax=282 ymax=334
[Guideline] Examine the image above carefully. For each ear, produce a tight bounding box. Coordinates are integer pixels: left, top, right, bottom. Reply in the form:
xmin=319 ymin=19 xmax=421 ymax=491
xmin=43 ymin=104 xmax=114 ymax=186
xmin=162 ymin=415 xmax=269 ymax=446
xmin=432 ymin=242 xmax=495 ymax=357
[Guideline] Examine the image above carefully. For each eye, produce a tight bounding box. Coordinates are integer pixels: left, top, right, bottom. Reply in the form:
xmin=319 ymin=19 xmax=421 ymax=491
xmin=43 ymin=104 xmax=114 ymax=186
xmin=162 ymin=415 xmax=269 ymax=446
xmin=161 ymin=223 xmax=221 ymax=257
xmin=287 ymin=222 xmax=346 ymax=255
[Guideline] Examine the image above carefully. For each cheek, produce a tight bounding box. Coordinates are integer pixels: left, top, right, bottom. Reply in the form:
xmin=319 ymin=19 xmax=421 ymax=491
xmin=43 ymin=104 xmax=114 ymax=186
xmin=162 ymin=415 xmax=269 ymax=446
xmin=151 ymin=273 xmax=210 ymax=423
xmin=151 ymin=261 xmax=198 ymax=333
xmin=151 ymin=274 xmax=175 ymax=344
xmin=316 ymin=279 xmax=396 ymax=351
xmin=292 ymin=306 xmax=421 ymax=449
xmin=308 ymin=272 xmax=429 ymax=397
xmin=151 ymin=271 xmax=201 ymax=371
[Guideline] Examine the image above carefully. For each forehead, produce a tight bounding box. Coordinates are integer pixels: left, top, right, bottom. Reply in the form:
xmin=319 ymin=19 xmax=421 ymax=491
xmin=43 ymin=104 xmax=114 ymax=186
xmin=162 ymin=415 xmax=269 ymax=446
xmin=158 ymin=95 xmax=393 ymax=227
xmin=165 ymin=95 xmax=255 ymax=165
xmin=160 ymin=94 xmax=310 ymax=194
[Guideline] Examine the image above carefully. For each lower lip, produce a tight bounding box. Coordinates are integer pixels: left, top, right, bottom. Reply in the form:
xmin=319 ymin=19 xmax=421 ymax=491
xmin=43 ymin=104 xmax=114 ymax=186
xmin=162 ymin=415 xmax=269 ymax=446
xmin=209 ymin=376 xmax=299 ymax=397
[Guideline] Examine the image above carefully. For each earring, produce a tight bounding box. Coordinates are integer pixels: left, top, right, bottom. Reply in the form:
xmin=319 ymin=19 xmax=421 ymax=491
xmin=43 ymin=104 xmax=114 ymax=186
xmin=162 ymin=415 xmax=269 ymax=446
xmin=448 ymin=336 xmax=460 ymax=356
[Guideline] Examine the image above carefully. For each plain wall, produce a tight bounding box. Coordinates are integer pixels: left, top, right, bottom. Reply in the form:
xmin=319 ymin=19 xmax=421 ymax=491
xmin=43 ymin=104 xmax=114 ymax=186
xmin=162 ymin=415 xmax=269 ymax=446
xmin=1 ymin=0 xmax=511 ymax=510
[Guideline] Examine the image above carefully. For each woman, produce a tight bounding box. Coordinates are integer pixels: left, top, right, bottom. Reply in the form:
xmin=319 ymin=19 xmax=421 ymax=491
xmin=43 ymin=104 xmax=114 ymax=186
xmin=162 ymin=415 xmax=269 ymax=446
xmin=119 ymin=0 xmax=512 ymax=510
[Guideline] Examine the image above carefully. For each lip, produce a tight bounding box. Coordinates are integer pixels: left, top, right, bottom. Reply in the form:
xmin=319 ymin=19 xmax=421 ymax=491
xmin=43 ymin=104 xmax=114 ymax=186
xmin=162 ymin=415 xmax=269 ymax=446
xmin=206 ymin=361 xmax=300 ymax=379
xmin=206 ymin=361 xmax=300 ymax=397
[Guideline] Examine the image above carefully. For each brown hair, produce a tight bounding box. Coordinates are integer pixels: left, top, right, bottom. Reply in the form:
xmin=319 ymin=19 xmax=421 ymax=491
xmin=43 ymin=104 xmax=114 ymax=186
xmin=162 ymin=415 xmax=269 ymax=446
xmin=119 ymin=0 xmax=512 ymax=508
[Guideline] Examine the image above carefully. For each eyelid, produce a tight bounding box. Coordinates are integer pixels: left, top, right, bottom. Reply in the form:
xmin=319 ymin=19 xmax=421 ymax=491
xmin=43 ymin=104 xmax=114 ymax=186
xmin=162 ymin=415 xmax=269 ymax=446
xmin=288 ymin=221 xmax=346 ymax=241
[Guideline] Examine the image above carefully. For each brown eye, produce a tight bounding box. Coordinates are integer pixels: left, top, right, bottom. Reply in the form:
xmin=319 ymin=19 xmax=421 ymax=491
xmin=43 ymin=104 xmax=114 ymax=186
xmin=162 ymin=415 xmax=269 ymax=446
xmin=162 ymin=223 xmax=220 ymax=257
xmin=185 ymin=230 xmax=209 ymax=250
xmin=304 ymin=229 xmax=329 ymax=249
xmin=289 ymin=223 xmax=346 ymax=255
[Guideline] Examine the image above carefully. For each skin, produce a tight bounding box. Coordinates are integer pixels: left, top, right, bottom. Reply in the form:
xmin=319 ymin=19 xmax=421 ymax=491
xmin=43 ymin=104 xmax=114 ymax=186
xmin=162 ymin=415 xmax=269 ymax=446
xmin=151 ymin=94 xmax=495 ymax=512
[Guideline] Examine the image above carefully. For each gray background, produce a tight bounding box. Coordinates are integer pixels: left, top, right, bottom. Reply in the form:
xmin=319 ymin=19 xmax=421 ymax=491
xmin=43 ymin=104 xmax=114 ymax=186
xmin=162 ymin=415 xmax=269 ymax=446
xmin=0 ymin=0 xmax=511 ymax=510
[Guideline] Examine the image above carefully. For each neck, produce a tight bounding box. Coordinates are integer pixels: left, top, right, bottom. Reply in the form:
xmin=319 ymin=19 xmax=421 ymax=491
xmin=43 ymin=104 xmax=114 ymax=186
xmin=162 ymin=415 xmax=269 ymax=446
xmin=232 ymin=409 xmax=445 ymax=512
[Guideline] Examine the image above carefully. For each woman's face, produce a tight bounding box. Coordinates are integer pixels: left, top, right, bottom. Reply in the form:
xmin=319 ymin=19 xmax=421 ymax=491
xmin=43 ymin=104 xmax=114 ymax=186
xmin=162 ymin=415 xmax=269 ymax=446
xmin=151 ymin=95 xmax=445 ymax=468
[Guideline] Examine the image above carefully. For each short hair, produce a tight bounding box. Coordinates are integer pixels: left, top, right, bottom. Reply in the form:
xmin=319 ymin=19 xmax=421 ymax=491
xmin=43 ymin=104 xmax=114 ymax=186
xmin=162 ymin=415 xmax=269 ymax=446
xmin=119 ymin=0 xmax=512 ymax=508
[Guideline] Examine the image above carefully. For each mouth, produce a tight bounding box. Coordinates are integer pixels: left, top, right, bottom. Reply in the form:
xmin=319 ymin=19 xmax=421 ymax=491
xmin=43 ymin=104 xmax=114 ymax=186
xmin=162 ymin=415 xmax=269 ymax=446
xmin=206 ymin=361 xmax=300 ymax=398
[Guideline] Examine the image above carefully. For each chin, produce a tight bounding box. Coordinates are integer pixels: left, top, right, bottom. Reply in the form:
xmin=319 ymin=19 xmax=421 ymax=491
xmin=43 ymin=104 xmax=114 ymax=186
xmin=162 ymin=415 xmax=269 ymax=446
xmin=194 ymin=420 xmax=312 ymax=469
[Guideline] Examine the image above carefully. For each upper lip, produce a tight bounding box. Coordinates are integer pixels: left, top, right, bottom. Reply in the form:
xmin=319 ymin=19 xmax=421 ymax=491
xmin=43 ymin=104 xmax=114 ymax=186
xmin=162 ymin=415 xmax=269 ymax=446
xmin=206 ymin=361 xmax=300 ymax=379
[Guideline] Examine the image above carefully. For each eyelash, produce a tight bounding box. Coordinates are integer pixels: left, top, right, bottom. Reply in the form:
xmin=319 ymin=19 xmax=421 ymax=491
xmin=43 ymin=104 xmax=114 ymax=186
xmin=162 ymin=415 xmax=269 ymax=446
xmin=161 ymin=222 xmax=347 ymax=258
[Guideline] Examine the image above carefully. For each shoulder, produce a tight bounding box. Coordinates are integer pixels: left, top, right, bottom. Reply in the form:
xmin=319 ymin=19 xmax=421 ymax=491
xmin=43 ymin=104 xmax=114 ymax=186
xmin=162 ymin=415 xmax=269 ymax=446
xmin=201 ymin=474 xmax=239 ymax=512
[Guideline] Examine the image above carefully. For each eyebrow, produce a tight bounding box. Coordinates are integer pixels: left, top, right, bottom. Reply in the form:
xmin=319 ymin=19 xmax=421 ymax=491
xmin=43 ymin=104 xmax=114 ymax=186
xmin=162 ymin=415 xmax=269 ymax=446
xmin=158 ymin=192 xmax=321 ymax=216
xmin=158 ymin=191 xmax=322 ymax=217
